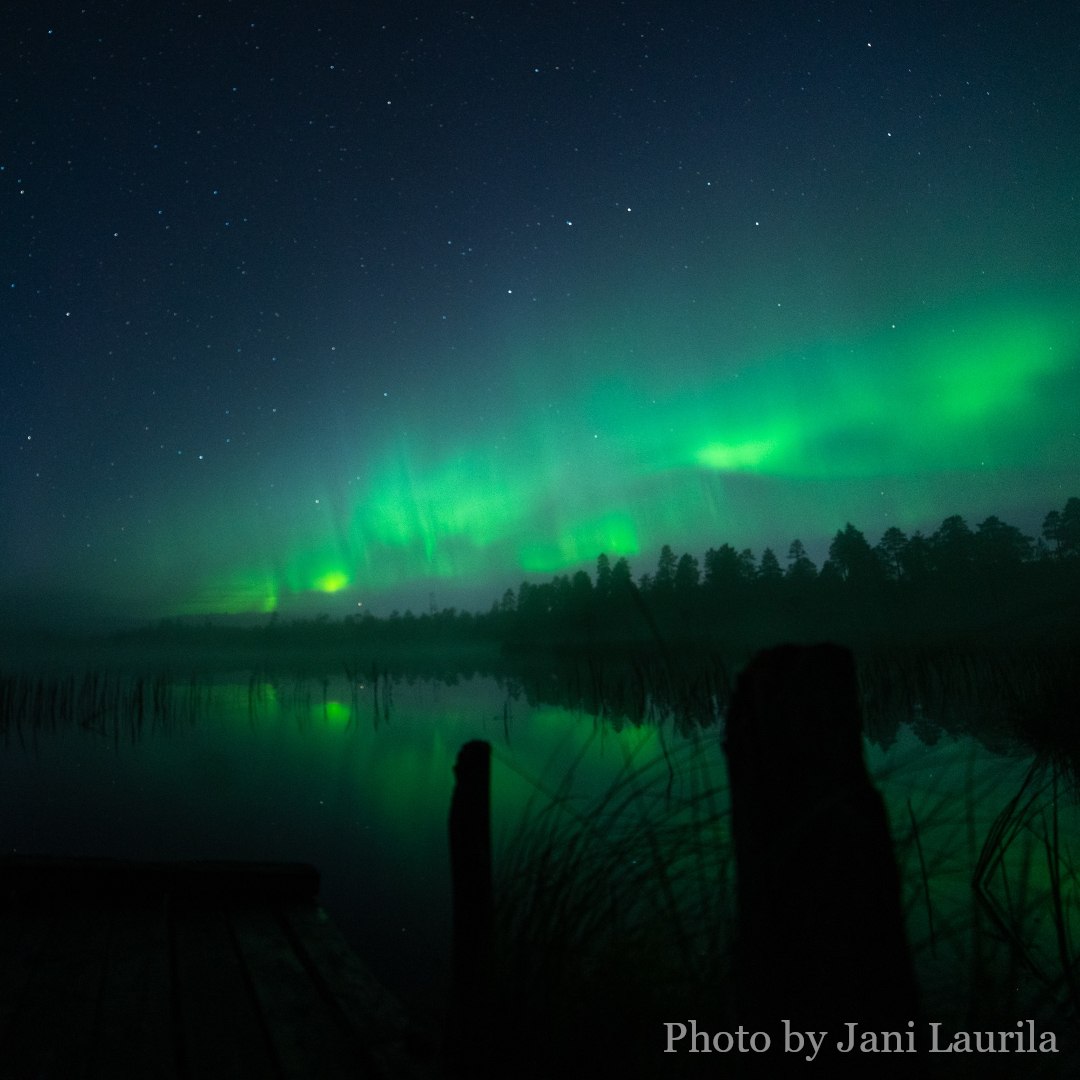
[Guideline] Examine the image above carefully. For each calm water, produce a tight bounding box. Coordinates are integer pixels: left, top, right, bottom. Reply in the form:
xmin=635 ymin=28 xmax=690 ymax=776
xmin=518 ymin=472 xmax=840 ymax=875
xmin=0 ymin=668 xmax=1072 ymax=1027
xmin=0 ymin=673 xmax=662 ymax=1014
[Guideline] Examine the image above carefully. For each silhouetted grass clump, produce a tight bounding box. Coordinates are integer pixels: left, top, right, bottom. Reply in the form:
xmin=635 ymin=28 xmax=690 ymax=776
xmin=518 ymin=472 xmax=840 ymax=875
xmin=484 ymin=733 xmax=1080 ymax=1078
xmin=485 ymin=732 xmax=739 ymax=1078
xmin=0 ymin=670 xmax=210 ymax=744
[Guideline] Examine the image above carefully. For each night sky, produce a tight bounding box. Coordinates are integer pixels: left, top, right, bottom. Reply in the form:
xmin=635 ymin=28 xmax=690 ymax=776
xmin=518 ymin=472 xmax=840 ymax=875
xmin=3 ymin=1 xmax=1079 ymax=626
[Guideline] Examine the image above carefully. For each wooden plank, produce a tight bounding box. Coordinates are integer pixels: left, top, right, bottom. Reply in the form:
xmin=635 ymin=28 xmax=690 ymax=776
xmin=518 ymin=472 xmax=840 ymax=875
xmin=0 ymin=901 xmax=56 ymax=1037
xmin=229 ymin=903 xmax=372 ymax=1080
xmin=84 ymin=897 xmax=178 ymax=1080
xmin=278 ymin=903 xmax=435 ymax=1079
xmin=170 ymin=900 xmax=281 ymax=1080
xmin=0 ymin=861 xmax=428 ymax=1078
xmin=0 ymin=901 xmax=115 ymax=1079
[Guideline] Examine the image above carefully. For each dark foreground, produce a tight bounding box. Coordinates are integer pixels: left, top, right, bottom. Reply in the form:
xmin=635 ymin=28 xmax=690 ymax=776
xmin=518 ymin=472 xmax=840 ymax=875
xmin=0 ymin=857 xmax=432 ymax=1079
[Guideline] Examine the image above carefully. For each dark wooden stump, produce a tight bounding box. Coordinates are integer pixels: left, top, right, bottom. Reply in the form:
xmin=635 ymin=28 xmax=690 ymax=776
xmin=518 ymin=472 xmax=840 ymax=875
xmin=724 ymin=644 xmax=919 ymax=1051
xmin=446 ymin=740 xmax=492 ymax=1078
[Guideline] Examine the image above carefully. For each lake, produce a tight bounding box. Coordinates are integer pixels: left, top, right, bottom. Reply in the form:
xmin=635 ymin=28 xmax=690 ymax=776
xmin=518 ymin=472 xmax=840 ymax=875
xmin=1 ymin=652 xmax=1076 ymax=1071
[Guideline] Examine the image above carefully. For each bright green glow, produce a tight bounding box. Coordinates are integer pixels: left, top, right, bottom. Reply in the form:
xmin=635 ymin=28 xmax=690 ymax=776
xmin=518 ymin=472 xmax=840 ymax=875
xmin=363 ymin=453 xmax=534 ymax=553
xmin=920 ymin=315 xmax=1066 ymax=423
xmin=696 ymin=440 xmax=777 ymax=471
xmin=314 ymin=571 xmax=350 ymax=593
xmin=321 ymin=700 xmax=350 ymax=724
xmin=283 ymin=545 xmax=352 ymax=595
xmin=173 ymin=292 xmax=1079 ymax=615
xmin=520 ymin=511 xmax=639 ymax=573
xmin=352 ymin=450 xmax=536 ymax=580
xmin=673 ymin=304 xmax=1079 ymax=480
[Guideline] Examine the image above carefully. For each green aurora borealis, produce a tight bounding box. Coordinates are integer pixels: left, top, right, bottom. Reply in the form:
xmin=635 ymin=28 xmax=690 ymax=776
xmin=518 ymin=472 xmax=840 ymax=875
xmin=7 ymin=3 xmax=1080 ymax=625
xmin=179 ymin=291 xmax=1080 ymax=616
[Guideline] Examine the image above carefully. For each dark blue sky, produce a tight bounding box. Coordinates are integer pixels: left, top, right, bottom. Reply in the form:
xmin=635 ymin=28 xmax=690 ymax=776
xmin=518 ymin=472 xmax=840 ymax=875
xmin=3 ymin=1 xmax=1078 ymax=626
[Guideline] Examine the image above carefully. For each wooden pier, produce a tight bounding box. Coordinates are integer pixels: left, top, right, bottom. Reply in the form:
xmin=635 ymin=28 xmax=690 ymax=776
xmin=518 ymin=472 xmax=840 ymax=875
xmin=0 ymin=856 xmax=434 ymax=1079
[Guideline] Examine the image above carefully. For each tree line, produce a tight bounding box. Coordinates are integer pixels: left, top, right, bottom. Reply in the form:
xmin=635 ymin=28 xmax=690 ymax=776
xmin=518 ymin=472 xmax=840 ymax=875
xmin=486 ymin=496 xmax=1080 ymax=648
xmin=132 ymin=497 xmax=1079 ymax=651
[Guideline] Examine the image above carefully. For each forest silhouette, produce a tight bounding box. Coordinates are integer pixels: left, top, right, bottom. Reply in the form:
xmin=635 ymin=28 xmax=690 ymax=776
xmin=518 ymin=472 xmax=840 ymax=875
xmin=119 ymin=496 xmax=1080 ymax=655
xmin=492 ymin=495 xmax=1080 ymax=650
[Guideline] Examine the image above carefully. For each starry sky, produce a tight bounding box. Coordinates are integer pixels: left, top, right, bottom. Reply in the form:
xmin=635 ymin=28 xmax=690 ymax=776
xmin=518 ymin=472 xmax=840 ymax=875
xmin=3 ymin=1 xmax=1079 ymax=626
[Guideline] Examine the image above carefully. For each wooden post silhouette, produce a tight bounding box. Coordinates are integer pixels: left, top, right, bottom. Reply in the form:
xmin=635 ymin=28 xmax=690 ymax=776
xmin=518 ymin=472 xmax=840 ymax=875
xmin=447 ymin=740 xmax=492 ymax=1077
xmin=724 ymin=644 xmax=918 ymax=1057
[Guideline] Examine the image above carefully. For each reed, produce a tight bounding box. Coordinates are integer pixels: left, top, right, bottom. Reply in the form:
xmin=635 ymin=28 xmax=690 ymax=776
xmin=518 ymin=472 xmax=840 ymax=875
xmin=483 ymin=729 xmax=738 ymax=1078
xmin=2 ymin=645 xmax=1078 ymax=1076
xmin=484 ymin=722 xmax=1080 ymax=1077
